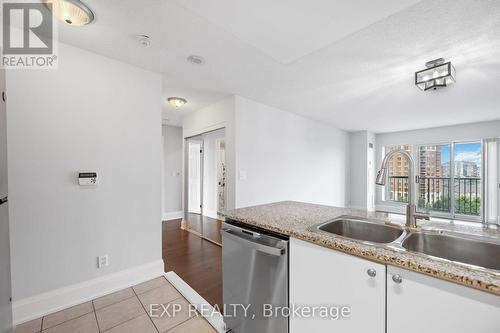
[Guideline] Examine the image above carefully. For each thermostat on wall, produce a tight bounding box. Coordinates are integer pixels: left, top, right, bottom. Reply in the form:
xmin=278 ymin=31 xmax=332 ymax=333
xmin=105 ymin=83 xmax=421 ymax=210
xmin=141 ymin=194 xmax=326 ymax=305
xmin=78 ymin=172 xmax=97 ymax=186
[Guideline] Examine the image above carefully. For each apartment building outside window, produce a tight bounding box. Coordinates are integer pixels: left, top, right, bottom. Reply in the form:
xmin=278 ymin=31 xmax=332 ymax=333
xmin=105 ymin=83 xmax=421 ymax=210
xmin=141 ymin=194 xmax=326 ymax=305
xmin=383 ymin=140 xmax=496 ymax=222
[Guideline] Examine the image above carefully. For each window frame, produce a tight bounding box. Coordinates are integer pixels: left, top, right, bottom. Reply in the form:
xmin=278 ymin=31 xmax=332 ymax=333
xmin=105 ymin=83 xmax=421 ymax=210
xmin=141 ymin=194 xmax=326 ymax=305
xmin=381 ymin=139 xmax=485 ymax=223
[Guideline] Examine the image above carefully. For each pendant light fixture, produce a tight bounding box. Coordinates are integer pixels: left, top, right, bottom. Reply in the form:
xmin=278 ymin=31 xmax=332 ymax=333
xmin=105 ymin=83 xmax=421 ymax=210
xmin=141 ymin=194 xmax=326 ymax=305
xmin=46 ymin=0 xmax=95 ymax=26
xmin=415 ymin=58 xmax=456 ymax=91
xmin=168 ymin=97 xmax=188 ymax=108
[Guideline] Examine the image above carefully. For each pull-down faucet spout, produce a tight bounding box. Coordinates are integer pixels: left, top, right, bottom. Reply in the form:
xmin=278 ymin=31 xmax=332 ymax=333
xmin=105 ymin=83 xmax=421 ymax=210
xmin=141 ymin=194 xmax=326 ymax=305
xmin=376 ymin=150 xmax=429 ymax=229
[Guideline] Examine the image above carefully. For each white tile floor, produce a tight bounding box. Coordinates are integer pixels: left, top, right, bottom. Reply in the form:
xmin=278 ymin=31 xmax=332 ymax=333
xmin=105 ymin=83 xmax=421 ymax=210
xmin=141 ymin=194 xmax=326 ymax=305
xmin=14 ymin=276 xmax=218 ymax=333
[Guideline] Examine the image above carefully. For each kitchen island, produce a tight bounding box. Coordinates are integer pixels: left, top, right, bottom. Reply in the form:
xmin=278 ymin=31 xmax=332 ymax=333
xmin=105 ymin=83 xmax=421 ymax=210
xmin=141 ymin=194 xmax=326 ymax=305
xmin=225 ymin=201 xmax=500 ymax=295
xmin=224 ymin=201 xmax=500 ymax=333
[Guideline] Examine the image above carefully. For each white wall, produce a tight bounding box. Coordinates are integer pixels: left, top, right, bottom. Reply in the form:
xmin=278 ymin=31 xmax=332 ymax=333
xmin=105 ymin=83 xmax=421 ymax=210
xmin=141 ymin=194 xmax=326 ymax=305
xmin=376 ymin=120 xmax=500 ymax=148
xmin=375 ymin=120 xmax=500 ymax=221
xmin=349 ymin=132 xmax=367 ymax=210
xmin=367 ymin=131 xmax=376 ymax=211
xmin=349 ymin=131 xmax=376 ymax=211
xmin=6 ymin=42 xmax=163 ymax=300
xmin=182 ymin=96 xmax=234 ymax=138
xmin=234 ymin=96 xmax=350 ymax=208
xmin=182 ymin=96 xmax=236 ymax=210
xmin=162 ymin=125 xmax=183 ymax=219
xmin=181 ymin=95 xmax=351 ymax=211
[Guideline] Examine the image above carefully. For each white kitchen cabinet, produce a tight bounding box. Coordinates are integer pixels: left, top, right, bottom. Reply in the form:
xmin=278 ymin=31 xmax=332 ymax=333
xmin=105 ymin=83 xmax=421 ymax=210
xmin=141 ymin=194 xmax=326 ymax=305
xmin=387 ymin=265 xmax=500 ymax=333
xmin=289 ymin=238 xmax=385 ymax=333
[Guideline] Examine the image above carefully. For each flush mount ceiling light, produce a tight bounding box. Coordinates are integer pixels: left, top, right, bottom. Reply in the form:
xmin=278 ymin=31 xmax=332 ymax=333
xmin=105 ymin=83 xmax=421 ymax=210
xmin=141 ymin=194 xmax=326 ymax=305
xmin=167 ymin=97 xmax=188 ymax=108
xmin=187 ymin=55 xmax=204 ymax=65
xmin=415 ymin=58 xmax=456 ymax=91
xmin=47 ymin=0 xmax=95 ymax=26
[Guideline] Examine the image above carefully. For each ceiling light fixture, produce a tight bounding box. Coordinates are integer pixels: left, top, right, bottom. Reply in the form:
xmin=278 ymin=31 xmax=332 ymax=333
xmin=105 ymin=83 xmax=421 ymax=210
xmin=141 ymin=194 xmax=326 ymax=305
xmin=415 ymin=58 xmax=456 ymax=91
xmin=46 ymin=0 xmax=95 ymax=26
xmin=167 ymin=97 xmax=188 ymax=108
xmin=187 ymin=55 xmax=204 ymax=65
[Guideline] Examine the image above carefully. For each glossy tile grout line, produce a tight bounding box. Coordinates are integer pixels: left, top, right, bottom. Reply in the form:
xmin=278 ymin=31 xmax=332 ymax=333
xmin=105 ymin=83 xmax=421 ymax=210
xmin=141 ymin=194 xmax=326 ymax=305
xmin=94 ymin=297 xmax=145 ymax=332
xmin=132 ymin=278 xmax=161 ymax=333
xmin=92 ymin=300 xmax=100 ymax=333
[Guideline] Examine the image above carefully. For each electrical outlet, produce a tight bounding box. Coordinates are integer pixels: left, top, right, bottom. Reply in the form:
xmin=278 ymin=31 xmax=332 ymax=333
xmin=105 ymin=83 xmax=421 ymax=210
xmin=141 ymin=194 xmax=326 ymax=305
xmin=97 ymin=255 xmax=108 ymax=268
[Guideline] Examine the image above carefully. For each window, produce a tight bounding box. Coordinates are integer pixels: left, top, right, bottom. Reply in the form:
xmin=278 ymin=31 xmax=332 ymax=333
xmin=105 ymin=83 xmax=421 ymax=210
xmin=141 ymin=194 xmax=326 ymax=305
xmin=384 ymin=141 xmax=487 ymax=221
xmin=386 ymin=145 xmax=411 ymax=203
xmin=418 ymin=144 xmax=452 ymax=214
xmin=453 ymin=142 xmax=482 ymax=217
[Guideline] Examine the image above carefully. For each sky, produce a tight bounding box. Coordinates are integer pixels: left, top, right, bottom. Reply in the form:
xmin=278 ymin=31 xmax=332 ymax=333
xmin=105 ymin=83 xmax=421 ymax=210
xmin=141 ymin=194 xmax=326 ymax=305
xmin=440 ymin=142 xmax=481 ymax=165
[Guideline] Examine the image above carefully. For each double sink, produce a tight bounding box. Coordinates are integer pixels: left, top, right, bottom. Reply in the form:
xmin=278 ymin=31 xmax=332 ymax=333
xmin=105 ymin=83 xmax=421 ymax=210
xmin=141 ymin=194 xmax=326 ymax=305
xmin=316 ymin=217 xmax=500 ymax=271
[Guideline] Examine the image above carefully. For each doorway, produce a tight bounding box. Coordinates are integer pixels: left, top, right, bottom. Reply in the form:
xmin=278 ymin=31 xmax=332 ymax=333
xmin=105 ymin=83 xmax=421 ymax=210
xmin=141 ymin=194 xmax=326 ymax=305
xmin=184 ymin=128 xmax=226 ymax=245
xmin=186 ymin=138 xmax=203 ymax=235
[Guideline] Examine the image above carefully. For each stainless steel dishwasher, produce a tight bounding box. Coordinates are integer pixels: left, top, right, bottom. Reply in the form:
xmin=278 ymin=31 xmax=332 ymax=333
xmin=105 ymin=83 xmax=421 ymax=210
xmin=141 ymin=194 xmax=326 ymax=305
xmin=222 ymin=220 xmax=289 ymax=333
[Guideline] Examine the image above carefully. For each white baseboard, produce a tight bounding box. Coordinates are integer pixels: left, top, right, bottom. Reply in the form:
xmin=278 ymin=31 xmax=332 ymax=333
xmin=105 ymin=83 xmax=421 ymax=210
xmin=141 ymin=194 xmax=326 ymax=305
xmin=163 ymin=210 xmax=184 ymax=221
xmin=13 ymin=259 xmax=165 ymax=325
xmin=165 ymin=271 xmax=226 ymax=333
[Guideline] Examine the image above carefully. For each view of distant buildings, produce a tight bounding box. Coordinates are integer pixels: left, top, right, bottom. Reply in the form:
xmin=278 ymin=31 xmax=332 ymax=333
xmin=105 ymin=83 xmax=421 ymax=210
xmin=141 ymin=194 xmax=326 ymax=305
xmin=389 ymin=145 xmax=481 ymax=182
xmin=388 ymin=145 xmax=411 ymax=201
xmin=388 ymin=144 xmax=481 ymax=215
xmin=442 ymin=161 xmax=481 ymax=178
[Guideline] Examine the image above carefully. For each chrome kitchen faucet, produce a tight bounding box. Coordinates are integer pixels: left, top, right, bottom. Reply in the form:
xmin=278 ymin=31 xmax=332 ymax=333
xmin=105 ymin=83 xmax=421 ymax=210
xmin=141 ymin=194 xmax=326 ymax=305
xmin=376 ymin=149 xmax=430 ymax=229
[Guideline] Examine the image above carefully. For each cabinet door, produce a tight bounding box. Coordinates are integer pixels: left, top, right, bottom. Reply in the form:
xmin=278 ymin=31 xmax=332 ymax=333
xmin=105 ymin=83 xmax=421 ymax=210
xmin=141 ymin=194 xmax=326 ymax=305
xmin=290 ymin=238 xmax=385 ymax=333
xmin=387 ymin=265 xmax=500 ymax=333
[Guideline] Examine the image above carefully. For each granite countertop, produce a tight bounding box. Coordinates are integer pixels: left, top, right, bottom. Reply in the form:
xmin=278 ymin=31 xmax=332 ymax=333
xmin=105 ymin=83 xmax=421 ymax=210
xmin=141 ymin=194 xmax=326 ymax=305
xmin=224 ymin=201 xmax=500 ymax=296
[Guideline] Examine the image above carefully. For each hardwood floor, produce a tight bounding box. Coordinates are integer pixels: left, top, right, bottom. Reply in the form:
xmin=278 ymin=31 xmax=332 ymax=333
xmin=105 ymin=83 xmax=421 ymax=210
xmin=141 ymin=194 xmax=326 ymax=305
xmin=183 ymin=213 xmax=222 ymax=244
xmin=162 ymin=219 xmax=222 ymax=308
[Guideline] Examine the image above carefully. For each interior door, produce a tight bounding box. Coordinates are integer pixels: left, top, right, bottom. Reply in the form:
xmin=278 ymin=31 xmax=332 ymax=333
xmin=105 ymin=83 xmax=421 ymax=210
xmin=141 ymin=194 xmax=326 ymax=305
xmin=216 ymin=138 xmax=226 ymax=215
xmin=185 ymin=139 xmax=203 ymax=234
xmin=187 ymin=140 xmax=203 ymax=214
xmin=0 ymin=67 xmax=13 ymax=333
xmin=199 ymin=130 xmax=225 ymax=245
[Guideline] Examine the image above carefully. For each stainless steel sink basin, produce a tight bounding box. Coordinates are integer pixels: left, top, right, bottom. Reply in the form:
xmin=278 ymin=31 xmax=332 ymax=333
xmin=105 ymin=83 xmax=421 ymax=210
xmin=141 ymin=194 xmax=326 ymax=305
xmin=402 ymin=232 xmax=500 ymax=271
xmin=318 ymin=218 xmax=404 ymax=244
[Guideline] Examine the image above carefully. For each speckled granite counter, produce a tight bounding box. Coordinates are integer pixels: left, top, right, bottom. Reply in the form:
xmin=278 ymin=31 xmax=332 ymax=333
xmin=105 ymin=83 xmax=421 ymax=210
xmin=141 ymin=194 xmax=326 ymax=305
xmin=224 ymin=201 xmax=500 ymax=296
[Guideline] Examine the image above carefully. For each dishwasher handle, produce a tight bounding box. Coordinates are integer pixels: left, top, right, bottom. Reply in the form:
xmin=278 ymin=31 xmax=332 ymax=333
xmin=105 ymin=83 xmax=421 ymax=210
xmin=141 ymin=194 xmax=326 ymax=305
xmin=222 ymin=228 xmax=285 ymax=257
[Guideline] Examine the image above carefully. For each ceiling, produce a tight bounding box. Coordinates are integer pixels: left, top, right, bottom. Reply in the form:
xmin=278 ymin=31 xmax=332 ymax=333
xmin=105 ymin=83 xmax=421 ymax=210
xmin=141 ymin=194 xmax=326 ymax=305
xmin=176 ymin=0 xmax=421 ymax=64
xmin=56 ymin=0 xmax=500 ymax=132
